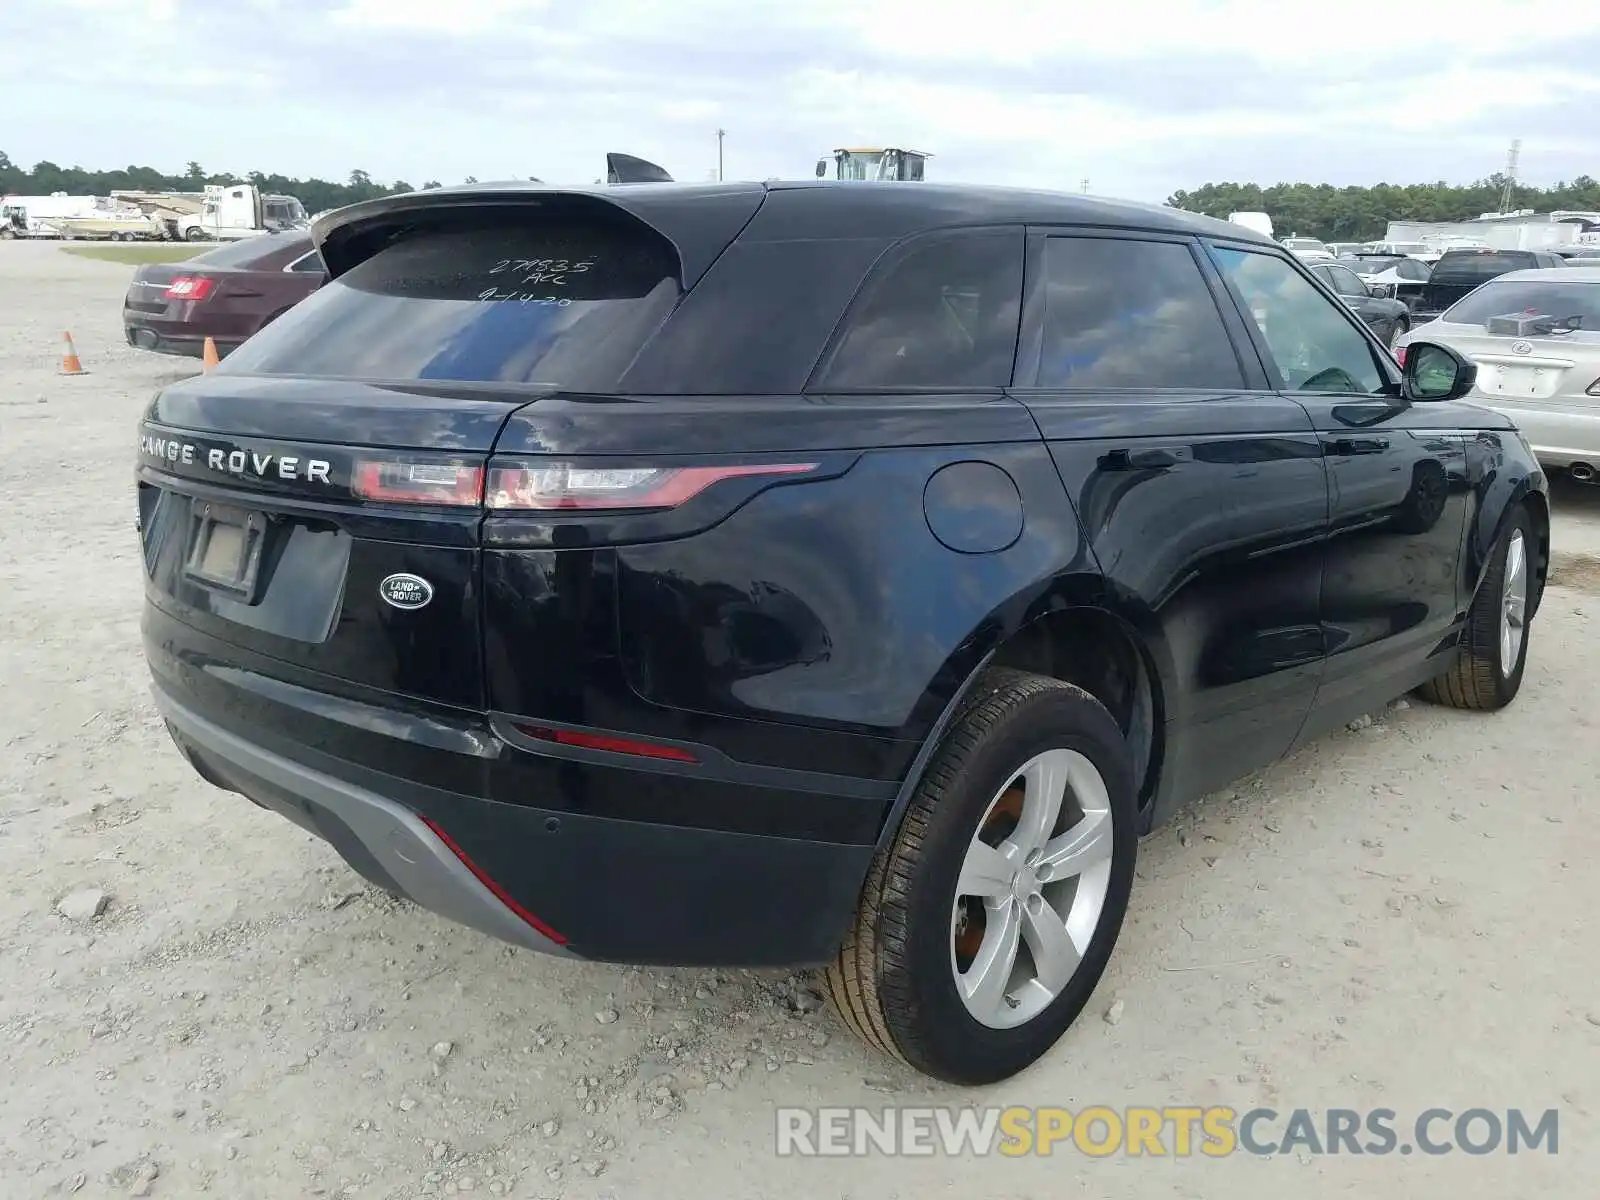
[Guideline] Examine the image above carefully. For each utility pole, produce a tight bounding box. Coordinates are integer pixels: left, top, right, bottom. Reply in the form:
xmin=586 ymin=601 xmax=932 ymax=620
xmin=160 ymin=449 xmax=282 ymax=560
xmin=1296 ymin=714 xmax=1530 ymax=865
xmin=1498 ymin=138 xmax=1521 ymax=214
xmin=716 ymin=129 xmax=726 ymax=182
xmin=1080 ymin=178 xmax=1090 ymax=194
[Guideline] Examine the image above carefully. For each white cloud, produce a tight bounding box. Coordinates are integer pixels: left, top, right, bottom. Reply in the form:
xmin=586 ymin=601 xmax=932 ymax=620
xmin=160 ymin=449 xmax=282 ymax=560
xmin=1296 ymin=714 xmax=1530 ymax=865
xmin=4 ymin=0 xmax=1598 ymax=201
xmin=329 ymin=0 xmax=552 ymax=34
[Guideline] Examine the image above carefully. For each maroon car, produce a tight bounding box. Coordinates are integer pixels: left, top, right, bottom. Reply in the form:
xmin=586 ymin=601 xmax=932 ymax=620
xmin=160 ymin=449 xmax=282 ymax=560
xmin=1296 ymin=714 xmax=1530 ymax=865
xmin=124 ymin=232 xmax=325 ymax=359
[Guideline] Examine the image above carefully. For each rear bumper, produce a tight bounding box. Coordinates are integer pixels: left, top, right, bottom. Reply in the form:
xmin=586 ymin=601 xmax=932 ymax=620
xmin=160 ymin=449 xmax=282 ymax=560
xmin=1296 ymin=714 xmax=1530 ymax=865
xmin=1472 ymin=403 xmax=1600 ymax=468
xmin=158 ymin=689 xmax=574 ymax=955
xmin=124 ymin=319 xmax=243 ymax=358
xmin=148 ymin=662 xmax=878 ymax=967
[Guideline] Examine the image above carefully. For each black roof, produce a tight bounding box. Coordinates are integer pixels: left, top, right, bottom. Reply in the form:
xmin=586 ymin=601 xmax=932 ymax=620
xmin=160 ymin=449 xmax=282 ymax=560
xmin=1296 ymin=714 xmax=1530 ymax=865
xmin=312 ymin=180 xmax=1272 ymax=284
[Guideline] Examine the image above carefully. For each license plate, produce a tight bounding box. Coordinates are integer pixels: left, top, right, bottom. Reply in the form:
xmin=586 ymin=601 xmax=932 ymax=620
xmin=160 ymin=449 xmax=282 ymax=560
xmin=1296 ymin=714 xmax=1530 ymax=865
xmin=183 ymin=502 xmax=266 ymax=599
xmin=1480 ymin=364 xmax=1544 ymax=396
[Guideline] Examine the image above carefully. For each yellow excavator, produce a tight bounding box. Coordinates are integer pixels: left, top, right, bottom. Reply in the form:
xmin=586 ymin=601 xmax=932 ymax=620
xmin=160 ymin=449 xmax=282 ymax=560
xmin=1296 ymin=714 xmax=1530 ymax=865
xmin=815 ymin=148 xmax=931 ymax=182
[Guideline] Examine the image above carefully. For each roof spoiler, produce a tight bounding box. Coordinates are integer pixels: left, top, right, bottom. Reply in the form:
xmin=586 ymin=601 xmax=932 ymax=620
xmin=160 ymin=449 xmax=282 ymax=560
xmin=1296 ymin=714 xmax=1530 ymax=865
xmin=309 ymin=181 xmax=767 ymax=288
xmin=606 ymin=153 xmax=674 ymax=185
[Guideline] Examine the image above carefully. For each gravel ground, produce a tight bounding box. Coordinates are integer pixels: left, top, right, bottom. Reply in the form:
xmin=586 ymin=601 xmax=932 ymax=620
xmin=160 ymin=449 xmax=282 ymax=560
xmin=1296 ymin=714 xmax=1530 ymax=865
xmin=2 ymin=239 xmax=1597 ymax=1199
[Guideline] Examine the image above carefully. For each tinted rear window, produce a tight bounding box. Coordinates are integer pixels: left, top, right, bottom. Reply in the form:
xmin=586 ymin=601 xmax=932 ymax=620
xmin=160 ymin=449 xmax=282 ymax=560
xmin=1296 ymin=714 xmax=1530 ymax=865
xmin=188 ymin=235 xmax=307 ymax=269
xmin=1442 ymin=280 xmax=1600 ymax=329
xmin=219 ymin=212 xmax=681 ymax=390
xmin=813 ymin=228 xmax=1023 ymax=390
xmin=1431 ymin=251 xmax=1537 ymax=282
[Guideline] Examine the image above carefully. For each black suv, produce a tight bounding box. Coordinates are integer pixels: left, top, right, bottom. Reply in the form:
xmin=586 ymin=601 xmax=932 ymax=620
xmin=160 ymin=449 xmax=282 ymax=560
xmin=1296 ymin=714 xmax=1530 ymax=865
xmin=138 ymin=182 xmax=1549 ymax=1084
xmin=1418 ymin=247 xmax=1570 ymax=317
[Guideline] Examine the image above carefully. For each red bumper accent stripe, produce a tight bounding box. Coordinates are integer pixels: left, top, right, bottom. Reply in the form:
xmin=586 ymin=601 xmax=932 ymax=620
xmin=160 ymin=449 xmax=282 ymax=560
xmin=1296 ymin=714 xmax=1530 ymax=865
xmin=420 ymin=816 xmax=569 ymax=946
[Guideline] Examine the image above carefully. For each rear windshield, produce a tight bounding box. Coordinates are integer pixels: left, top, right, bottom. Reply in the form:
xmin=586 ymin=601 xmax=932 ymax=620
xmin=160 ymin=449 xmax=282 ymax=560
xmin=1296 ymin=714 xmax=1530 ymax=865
xmin=218 ymin=211 xmax=681 ymax=390
xmin=1431 ymin=251 xmax=1537 ymax=282
xmin=1345 ymin=256 xmax=1401 ymax=274
xmin=188 ymin=235 xmax=306 ymax=269
xmin=1441 ymin=280 xmax=1600 ymax=330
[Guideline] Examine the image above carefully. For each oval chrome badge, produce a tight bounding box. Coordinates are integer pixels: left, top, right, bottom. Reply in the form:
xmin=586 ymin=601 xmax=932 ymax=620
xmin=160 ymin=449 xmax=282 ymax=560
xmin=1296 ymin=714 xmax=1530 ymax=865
xmin=1511 ymin=340 xmax=1533 ymax=355
xmin=379 ymin=573 xmax=434 ymax=611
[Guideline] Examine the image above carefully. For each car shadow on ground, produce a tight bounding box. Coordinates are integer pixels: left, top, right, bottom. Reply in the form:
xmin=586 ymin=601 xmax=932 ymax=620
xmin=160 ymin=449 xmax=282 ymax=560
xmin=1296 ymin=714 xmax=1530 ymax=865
xmin=1547 ymin=471 xmax=1600 ymax=512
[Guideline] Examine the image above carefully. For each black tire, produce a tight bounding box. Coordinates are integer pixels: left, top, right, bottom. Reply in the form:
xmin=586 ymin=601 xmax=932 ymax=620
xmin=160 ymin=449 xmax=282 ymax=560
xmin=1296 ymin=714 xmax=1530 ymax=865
xmin=824 ymin=668 xmax=1138 ymax=1084
xmin=185 ymin=227 xmax=209 ymax=242
xmin=1417 ymin=504 xmax=1535 ymax=710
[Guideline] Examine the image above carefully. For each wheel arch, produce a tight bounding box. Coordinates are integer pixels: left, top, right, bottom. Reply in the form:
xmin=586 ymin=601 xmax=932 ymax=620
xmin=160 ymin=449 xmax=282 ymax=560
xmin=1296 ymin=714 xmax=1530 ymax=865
xmin=1465 ymin=439 xmax=1549 ymax=619
xmin=1519 ymin=485 xmax=1551 ymax=618
xmin=874 ymin=580 xmax=1176 ymax=854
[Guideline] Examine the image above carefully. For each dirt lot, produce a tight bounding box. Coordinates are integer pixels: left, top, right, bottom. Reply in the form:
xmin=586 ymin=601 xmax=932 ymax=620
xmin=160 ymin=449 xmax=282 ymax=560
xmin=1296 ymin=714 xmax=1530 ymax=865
xmin=2 ymin=239 xmax=1597 ymax=1199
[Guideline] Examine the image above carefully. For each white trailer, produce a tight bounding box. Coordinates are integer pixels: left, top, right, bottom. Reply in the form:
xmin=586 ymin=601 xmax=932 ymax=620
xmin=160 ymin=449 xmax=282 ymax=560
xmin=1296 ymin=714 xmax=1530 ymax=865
xmin=1227 ymin=211 xmax=1274 ymax=238
xmin=1384 ymin=216 xmax=1581 ymax=252
xmin=0 ymin=193 xmax=104 ymax=238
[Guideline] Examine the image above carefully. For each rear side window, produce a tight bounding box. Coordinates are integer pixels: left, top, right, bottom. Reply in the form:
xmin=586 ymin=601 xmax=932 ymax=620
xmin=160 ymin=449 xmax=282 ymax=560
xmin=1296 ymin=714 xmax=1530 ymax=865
xmin=1432 ymin=251 xmax=1537 ymax=282
xmin=219 ymin=211 xmax=681 ymax=390
xmin=813 ymin=228 xmax=1023 ymax=390
xmin=1030 ymin=237 xmax=1243 ymax=389
xmin=1324 ymin=265 xmax=1369 ymax=298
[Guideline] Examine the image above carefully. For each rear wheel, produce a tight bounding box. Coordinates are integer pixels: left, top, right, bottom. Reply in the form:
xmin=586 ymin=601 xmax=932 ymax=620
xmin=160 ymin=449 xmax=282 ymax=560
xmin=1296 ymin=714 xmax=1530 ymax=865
xmin=825 ymin=668 xmax=1137 ymax=1084
xmin=1417 ymin=505 xmax=1535 ymax=710
xmin=185 ymin=227 xmax=208 ymax=242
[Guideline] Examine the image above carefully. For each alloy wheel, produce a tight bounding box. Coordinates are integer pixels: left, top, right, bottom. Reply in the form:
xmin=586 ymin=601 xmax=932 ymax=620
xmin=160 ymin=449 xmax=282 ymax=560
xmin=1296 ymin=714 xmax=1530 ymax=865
xmin=1500 ymin=528 xmax=1528 ymax=677
xmin=950 ymin=748 xmax=1114 ymax=1030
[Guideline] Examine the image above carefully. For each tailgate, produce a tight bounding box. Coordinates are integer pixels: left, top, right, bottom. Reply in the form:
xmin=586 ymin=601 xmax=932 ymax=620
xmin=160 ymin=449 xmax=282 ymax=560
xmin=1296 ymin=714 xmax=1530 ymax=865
xmin=1428 ymin=331 xmax=1600 ymax=405
xmin=136 ymin=382 xmax=524 ymax=710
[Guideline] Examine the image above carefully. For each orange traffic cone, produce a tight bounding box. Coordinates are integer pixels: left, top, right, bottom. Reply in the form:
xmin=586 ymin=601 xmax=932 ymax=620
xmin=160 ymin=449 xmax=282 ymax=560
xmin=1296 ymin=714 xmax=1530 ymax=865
xmin=201 ymin=336 xmax=220 ymax=372
xmin=60 ymin=331 xmax=88 ymax=375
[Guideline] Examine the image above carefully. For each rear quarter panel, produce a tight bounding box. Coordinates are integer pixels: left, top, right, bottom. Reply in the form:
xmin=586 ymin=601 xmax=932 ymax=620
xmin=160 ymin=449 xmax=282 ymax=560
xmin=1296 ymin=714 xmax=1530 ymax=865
xmin=608 ymin=429 xmax=1102 ymax=744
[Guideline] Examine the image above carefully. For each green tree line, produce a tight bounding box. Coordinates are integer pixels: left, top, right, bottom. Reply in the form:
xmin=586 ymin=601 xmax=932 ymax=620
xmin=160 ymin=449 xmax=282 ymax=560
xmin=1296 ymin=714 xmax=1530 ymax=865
xmin=8 ymin=151 xmax=1599 ymax=236
xmin=0 ymin=151 xmax=462 ymax=215
xmin=1169 ymin=175 xmax=1600 ymax=241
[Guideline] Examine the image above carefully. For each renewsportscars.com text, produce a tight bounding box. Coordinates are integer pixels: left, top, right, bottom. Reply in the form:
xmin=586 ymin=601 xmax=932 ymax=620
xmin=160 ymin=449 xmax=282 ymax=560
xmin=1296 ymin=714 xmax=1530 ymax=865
xmin=774 ymin=1105 xmax=1559 ymax=1158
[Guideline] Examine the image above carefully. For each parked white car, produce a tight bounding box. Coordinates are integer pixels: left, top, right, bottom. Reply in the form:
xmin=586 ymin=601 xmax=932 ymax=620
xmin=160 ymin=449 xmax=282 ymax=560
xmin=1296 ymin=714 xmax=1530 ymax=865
xmin=1282 ymin=236 xmax=1331 ymax=258
xmin=1393 ymin=266 xmax=1600 ymax=478
xmin=1340 ymin=253 xmax=1434 ymax=311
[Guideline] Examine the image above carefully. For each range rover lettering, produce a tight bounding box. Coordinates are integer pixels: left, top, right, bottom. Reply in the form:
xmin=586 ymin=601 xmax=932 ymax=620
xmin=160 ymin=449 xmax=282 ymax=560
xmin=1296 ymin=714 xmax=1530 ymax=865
xmin=138 ymin=181 xmax=1549 ymax=1084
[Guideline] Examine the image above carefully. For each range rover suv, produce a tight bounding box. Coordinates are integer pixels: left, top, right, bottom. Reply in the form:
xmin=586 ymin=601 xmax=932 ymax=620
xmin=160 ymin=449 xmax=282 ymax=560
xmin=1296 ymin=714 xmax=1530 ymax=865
xmin=138 ymin=181 xmax=1549 ymax=1084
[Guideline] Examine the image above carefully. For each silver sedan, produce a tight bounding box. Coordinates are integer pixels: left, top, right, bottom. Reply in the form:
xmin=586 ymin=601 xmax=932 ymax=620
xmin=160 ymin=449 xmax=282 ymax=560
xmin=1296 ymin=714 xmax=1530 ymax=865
xmin=1395 ymin=267 xmax=1600 ymax=478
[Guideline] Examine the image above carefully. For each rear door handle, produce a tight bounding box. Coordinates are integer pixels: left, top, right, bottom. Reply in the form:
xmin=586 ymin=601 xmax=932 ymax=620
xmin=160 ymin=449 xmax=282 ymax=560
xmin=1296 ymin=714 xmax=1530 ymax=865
xmin=1325 ymin=437 xmax=1390 ymax=456
xmin=1102 ymin=447 xmax=1182 ymax=471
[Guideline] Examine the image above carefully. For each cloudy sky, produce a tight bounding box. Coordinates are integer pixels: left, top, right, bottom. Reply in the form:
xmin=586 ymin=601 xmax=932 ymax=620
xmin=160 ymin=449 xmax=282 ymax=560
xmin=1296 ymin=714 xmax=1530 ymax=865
xmin=5 ymin=0 xmax=1599 ymax=201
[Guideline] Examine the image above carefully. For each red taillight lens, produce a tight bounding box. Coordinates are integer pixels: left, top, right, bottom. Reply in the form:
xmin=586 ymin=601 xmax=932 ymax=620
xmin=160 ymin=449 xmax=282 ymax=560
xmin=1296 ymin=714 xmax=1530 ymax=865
xmin=419 ymin=816 xmax=568 ymax=945
xmin=352 ymin=459 xmax=484 ymax=506
xmin=164 ymin=275 xmax=215 ymax=301
xmin=1394 ymin=346 xmax=1407 ymax=368
xmin=485 ymin=462 xmax=818 ymax=511
xmin=513 ymin=723 xmax=699 ymax=763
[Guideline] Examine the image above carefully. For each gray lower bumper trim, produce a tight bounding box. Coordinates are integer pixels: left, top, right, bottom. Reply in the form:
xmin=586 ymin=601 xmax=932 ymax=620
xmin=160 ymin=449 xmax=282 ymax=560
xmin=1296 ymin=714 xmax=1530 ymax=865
xmin=153 ymin=687 xmax=571 ymax=957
